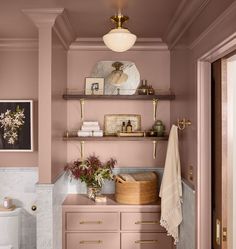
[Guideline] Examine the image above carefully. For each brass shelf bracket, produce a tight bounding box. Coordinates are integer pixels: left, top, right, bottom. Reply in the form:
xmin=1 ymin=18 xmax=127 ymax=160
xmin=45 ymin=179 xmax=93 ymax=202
xmin=80 ymin=141 xmax=85 ymax=160
xmin=80 ymin=98 xmax=85 ymax=121
xmin=153 ymin=98 xmax=158 ymax=121
xmin=153 ymin=140 xmax=157 ymax=159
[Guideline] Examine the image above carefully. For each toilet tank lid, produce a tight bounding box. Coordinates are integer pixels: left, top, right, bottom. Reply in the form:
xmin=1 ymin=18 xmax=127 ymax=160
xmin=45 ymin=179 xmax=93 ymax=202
xmin=0 ymin=208 xmax=21 ymax=217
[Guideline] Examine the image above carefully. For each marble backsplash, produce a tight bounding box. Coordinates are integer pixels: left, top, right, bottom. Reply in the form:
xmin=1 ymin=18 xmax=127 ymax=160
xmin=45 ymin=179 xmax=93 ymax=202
xmin=177 ymin=181 xmax=196 ymax=249
xmin=0 ymin=167 xmax=195 ymax=249
xmin=0 ymin=167 xmax=38 ymax=249
xmin=67 ymin=167 xmax=164 ymax=194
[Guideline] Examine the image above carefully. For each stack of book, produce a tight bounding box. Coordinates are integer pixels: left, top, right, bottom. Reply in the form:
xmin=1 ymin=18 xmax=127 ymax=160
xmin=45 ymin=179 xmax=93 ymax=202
xmin=78 ymin=121 xmax=103 ymax=137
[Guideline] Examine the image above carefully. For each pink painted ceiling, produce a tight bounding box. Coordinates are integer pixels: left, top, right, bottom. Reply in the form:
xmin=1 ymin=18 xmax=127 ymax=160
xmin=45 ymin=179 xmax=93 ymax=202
xmin=0 ymin=0 xmax=182 ymax=38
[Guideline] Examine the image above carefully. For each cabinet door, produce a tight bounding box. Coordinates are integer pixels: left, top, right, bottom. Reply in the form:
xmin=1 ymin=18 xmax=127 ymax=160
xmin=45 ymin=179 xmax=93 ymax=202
xmin=122 ymin=233 xmax=173 ymax=249
xmin=67 ymin=233 xmax=120 ymax=249
xmin=121 ymin=212 xmax=165 ymax=232
xmin=66 ymin=212 xmax=119 ymax=231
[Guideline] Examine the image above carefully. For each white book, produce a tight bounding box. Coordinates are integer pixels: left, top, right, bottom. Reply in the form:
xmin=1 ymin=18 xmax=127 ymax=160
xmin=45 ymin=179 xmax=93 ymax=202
xmin=78 ymin=130 xmax=103 ymax=137
xmin=83 ymin=121 xmax=99 ymax=126
xmin=81 ymin=125 xmax=100 ymax=131
xmin=78 ymin=131 xmax=92 ymax=137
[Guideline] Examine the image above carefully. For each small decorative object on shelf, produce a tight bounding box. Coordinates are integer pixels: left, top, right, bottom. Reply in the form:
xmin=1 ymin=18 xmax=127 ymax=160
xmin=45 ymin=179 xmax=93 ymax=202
xmin=137 ymin=80 xmax=156 ymax=95
xmin=64 ymin=155 xmax=117 ymax=200
xmin=137 ymin=79 xmax=149 ymax=95
xmin=126 ymin=120 xmax=132 ymax=133
xmin=152 ymin=120 xmax=165 ymax=137
xmin=121 ymin=121 xmax=126 ymax=132
xmin=148 ymin=85 xmax=155 ymax=95
xmin=104 ymin=114 xmax=141 ymax=136
xmin=85 ymin=78 xmax=104 ymax=95
xmin=78 ymin=121 xmax=103 ymax=137
xmin=117 ymin=131 xmax=145 ymax=137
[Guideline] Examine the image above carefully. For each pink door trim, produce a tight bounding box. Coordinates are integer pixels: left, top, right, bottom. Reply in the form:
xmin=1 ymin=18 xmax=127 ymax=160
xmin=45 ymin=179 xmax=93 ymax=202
xmin=197 ymin=33 xmax=236 ymax=249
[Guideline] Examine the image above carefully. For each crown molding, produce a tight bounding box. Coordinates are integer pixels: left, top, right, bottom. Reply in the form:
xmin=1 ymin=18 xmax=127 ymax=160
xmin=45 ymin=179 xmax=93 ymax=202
xmin=22 ymin=8 xmax=64 ymax=27
xmin=0 ymin=38 xmax=38 ymax=51
xmin=23 ymin=8 xmax=75 ymax=49
xmin=70 ymin=38 xmax=168 ymax=51
xmin=189 ymin=1 xmax=236 ymax=50
xmin=53 ymin=10 xmax=76 ymax=49
xmin=165 ymin=0 xmax=210 ymax=49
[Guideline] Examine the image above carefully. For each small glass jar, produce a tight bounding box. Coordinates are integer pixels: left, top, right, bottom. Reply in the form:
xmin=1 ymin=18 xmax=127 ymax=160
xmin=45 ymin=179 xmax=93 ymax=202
xmin=153 ymin=120 xmax=165 ymax=137
xmin=3 ymin=197 xmax=13 ymax=209
xmin=137 ymin=80 xmax=149 ymax=95
xmin=87 ymin=186 xmax=102 ymax=200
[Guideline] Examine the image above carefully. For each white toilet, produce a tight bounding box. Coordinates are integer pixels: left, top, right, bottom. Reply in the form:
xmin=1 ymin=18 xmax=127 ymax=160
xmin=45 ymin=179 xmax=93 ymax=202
xmin=0 ymin=208 xmax=21 ymax=249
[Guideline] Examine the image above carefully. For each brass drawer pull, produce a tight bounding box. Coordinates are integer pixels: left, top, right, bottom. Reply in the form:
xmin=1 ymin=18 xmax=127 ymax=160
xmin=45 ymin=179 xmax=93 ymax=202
xmin=135 ymin=240 xmax=158 ymax=244
xmin=80 ymin=240 xmax=102 ymax=244
xmin=135 ymin=221 xmax=159 ymax=225
xmin=79 ymin=221 xmax=102 ymax=224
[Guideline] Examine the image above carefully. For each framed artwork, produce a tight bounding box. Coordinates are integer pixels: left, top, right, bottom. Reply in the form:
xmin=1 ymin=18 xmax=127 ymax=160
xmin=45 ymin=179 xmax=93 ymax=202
xmin=85 ymin=77 xmax=105 ymax=95
xmin=104 ymin=114 xmax=141 ymax=136
xmin=0 ymin=100 xmax=33 ymax=152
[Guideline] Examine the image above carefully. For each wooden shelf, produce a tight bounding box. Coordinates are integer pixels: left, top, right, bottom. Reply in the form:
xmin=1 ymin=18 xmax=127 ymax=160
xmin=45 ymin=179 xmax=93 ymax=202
xmin=63 ymin=136 xmax=168 ymax=142
xmin=62 ymin=93 xmax=175 ymax=101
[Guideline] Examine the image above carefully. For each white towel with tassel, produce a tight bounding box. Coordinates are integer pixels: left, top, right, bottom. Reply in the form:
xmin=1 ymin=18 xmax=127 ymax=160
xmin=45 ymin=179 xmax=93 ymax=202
xmin=159 ymin=125 xmax=182 ymax=244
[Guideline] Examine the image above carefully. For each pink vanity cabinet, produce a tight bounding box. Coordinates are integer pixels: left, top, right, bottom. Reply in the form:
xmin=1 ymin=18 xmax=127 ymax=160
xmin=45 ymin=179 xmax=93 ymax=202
xmin=62 ymin=194 xmax=174 ymax=249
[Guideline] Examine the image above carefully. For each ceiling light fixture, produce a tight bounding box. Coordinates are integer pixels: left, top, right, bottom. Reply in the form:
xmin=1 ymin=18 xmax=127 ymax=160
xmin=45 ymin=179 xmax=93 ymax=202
xmin=103 ymin=8 xmax=137 ymax=52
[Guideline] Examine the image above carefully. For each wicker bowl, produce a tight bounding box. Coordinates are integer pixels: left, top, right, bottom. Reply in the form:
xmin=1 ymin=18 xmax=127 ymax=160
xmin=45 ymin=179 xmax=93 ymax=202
xmin=115 ymin=174 xmax=158 ymax=205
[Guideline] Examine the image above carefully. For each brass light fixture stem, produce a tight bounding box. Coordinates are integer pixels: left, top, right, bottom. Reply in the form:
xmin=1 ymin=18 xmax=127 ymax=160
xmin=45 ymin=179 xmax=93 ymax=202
xmin=111 ymin=13 xmax=129 ymax=29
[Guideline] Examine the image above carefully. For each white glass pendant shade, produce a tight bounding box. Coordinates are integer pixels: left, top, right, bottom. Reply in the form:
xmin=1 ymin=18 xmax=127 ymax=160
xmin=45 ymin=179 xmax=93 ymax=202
xmin=103 ymin=28 xmax=137 ymax=52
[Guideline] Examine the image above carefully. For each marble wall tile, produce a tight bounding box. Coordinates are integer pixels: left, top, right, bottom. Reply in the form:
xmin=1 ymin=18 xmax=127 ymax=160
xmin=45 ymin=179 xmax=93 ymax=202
xmin=177 ymin=181 xmax=196 ymax=249
xmin=36 ymin=173 xmax=69 ymax=249
xmin=0 ymin=167 xmax=38 ymax=249
xmin=67 ymin=167 xmax=164 ymax=194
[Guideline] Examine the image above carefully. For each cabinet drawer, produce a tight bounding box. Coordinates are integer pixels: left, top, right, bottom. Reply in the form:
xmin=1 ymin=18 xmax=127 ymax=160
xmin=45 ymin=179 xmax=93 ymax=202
xmin=67 ymin=233 xmax=120 ymax=249
xmin=66 ymin=212 xmax=119 ymax=231
xmin=121 ymin=212 xmax=164 ymax=231
xmin=121 ymin=233 xmax=173 ymax=249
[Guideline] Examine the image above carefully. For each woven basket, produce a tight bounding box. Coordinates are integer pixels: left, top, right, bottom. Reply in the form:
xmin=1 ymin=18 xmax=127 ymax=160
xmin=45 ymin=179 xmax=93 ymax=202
xmin=115 ymin=173 xmax=158 ymax=205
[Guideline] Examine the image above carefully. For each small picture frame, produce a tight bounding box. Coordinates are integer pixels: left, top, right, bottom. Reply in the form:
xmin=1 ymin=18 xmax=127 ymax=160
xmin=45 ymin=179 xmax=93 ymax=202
xmin=0 ymin=100 xmax=33 ymax=152
xmin=85 ymin=77 xmax=105 ymax=95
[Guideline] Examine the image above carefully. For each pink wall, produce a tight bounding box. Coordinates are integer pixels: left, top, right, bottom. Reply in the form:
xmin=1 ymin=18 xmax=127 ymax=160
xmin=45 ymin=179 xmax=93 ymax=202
xmin=67 ymin=50 xmax=170 ymax=167
xmin=51 ymin=30 xmax=67 ymax=182
xmin=170 ymin=0 xmax=236 ymax=187
xmin=0 ymin=50 xmax=38 ymax=167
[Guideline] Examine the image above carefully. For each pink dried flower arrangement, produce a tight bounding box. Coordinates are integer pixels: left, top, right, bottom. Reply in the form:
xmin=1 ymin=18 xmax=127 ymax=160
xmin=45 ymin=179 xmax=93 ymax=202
xmin=64 ymin=155 xmax=117 ymax=188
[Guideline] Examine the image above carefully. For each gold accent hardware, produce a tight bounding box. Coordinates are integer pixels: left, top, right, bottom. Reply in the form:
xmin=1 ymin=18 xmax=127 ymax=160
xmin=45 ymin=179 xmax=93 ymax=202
xmin=135 ymin=221 xmax=159 ymax=225
xmin=80 ymin=141 xmax=85 ymax=160
xmin=153 ymin=140 xmax=157 ymax=159
xmin=223 ymin=227 xmax=227 ymax=242
xmin=80 ymin=240 xmax=102 ymax=244
xmin=189 ymin=165 xmax=194 ymax=182
xmin=79 ymin=221 xmax=102 ymax=225
xmin=153 ymin=98 xmax=158 ymax=121
xmin=111 ymin=14 xmax=129 ymax=29
xmin=135 ymin=240 xmax=158 ymax=244
xmin=177 ymin=118 xmax=192 ymax=130
xmin=31 ymin=205 xmax=37 ymax=211
xmin=216 ymin=219 xmax=221 ymax=245
xmin=80 ymin=98 xmax=85 ymax=121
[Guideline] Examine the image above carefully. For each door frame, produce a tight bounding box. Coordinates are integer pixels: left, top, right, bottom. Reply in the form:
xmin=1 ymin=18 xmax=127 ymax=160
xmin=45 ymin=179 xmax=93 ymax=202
xmin=197 ymin=33 xmax=236 ymax=249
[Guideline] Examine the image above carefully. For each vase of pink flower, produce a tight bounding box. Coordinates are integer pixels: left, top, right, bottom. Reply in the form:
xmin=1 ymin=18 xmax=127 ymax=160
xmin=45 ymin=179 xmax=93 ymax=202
xmin=65 ymin=155 xmax=117 ymax=199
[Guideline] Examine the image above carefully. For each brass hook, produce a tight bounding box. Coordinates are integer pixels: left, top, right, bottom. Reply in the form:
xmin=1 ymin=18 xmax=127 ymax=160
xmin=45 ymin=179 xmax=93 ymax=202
xmin=177 ymin=118 xmax=192 ymax=130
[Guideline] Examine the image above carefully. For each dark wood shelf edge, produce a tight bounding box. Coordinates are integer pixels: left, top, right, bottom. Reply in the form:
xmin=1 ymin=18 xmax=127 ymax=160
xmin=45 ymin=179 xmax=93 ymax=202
xmin=62 ymin=94 xmax=175 ymax=101
xmin=63 ymin=136 xmax=168 ymax=142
